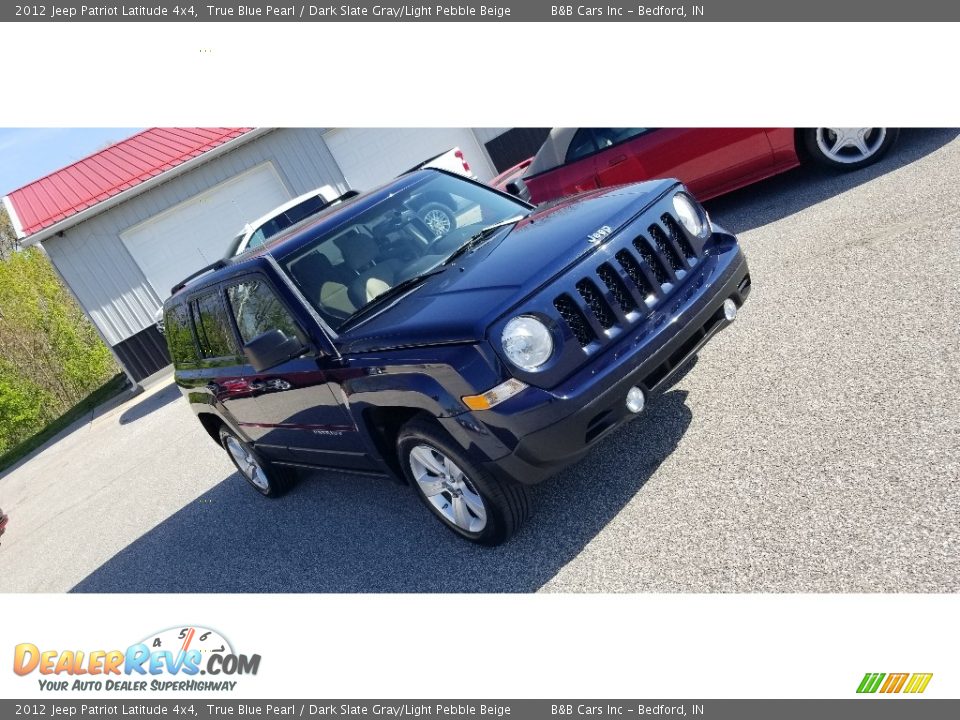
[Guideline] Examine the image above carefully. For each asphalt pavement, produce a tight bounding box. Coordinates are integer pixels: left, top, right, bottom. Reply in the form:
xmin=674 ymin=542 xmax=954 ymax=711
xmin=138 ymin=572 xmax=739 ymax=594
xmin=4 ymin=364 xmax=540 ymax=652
xmin=0 ymin=128 xmax=957 ymax=593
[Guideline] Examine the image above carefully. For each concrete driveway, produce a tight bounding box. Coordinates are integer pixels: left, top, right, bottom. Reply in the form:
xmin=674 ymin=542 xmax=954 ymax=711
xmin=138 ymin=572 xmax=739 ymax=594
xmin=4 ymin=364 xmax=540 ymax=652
xmin=1 ymin=128 xmax=957 ymax=593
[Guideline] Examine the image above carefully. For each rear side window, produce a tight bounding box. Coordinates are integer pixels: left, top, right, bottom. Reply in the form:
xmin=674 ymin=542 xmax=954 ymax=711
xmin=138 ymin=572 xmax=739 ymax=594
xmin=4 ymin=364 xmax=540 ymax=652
xmin=163 ymin=303 xmax=198 ymax=365
xmin=226 ymin=279 xmax=302 ymax=345
xmin=191 ymin=291 xmax=236 ymax=358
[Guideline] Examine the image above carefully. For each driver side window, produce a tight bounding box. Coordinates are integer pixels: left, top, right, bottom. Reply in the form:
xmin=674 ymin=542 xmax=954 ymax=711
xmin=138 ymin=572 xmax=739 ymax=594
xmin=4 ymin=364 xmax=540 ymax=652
xmin=226 ymin=278 xmax=303 ymax=346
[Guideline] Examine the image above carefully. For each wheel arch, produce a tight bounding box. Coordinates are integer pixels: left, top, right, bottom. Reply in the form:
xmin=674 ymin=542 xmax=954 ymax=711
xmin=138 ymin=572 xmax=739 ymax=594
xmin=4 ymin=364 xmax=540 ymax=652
xmin=361 ymin=406 xmax=436 ymax=483
xmin=196 ymin=412 xmax=226 ymax=445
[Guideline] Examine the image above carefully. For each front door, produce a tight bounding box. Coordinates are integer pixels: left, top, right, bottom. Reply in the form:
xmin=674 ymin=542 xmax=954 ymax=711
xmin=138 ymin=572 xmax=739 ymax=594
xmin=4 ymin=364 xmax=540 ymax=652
xmin=620 ymin=128 xmax=775 ymax=200
xmin=223 ymin=275 xmax=373 ymax=471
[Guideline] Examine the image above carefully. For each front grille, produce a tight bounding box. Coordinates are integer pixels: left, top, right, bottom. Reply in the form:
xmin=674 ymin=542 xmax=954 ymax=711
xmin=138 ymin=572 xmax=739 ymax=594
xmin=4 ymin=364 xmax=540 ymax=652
xmin=649 ymin=223 xmax=685 ymax=272
xmin=633 ymin=235 xmax=670 ymax=285
xmin=662 ymin=214 xmax=697 ymax=261
xmin=597 ymin=263 xmax=637 ymax=315
xmin=576 ymin=278 xmax=616 ymax=329
xmin=615 ymin=249 xmax=652 ymax=299
xmin=554 ymin=294 xmax=596 ymax=346
xmin=550 ymin=207 xmax=707 ymax=349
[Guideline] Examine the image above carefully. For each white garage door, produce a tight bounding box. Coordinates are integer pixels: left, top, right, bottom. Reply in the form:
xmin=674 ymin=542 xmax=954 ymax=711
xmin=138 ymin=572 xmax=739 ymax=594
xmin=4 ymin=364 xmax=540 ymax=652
xmin=324 ymin=128 xmax=496 ymax=191
xmin=121 ymin=163 xmax=290 ymax=300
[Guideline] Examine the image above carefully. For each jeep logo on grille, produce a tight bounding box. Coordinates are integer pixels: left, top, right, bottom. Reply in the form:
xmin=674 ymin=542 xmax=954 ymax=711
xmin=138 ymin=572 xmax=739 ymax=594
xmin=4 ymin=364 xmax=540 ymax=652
xmin=587 ymin=225 xmax=612 ymax=244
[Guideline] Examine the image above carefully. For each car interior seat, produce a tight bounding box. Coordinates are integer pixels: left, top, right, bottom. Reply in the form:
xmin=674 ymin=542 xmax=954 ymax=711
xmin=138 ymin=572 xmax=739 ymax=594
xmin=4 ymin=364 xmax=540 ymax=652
xmin=288 ymin=252 xmax=355 ymax=317
xmin=334 ymin=230 xmax=405 ymax=307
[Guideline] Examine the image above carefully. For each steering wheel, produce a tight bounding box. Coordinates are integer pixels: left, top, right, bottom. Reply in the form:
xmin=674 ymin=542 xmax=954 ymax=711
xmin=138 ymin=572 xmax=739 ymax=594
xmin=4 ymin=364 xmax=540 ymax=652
xmin=421 ymin=229 xmax=463 ymax=257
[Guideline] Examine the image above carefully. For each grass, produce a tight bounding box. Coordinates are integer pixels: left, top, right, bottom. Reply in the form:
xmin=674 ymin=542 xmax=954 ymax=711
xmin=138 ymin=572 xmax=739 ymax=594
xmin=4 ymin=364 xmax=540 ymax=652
xmin=0 ymin=373 xmax=130 ymax=475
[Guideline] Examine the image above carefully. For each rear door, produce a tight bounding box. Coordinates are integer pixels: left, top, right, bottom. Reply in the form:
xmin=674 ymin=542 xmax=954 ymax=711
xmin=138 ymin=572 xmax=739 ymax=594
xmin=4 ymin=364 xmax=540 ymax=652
xmin=186 ymin=289 xmax=260 ymax=426
xmin=223 ymin=275 xmax=372 ymax=471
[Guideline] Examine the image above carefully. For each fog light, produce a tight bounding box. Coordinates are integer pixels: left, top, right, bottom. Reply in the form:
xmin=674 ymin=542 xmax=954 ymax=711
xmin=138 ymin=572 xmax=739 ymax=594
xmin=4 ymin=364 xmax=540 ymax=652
xmin=723 ymin=298 xmax=738 ymax=322
xmin=626 ymin=386 xmax=645 ymax=414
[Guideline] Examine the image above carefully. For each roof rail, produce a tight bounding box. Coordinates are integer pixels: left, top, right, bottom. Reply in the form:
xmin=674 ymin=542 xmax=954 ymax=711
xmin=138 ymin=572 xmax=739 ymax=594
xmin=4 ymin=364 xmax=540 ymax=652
xmin=170 ymin=259 xmax=229 ymax=296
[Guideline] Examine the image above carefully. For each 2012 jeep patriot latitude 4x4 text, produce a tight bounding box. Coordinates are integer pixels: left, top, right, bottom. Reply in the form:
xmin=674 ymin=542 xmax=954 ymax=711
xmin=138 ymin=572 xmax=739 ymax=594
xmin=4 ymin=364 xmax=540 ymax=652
xmin=164 ymin=169 xmax=751 ymax=545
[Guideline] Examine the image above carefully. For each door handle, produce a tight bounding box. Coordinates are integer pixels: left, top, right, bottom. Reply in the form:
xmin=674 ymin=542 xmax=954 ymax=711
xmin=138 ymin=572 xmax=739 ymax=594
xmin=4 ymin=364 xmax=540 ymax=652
xmin=608 ymin=154 xmax=627 ymax=166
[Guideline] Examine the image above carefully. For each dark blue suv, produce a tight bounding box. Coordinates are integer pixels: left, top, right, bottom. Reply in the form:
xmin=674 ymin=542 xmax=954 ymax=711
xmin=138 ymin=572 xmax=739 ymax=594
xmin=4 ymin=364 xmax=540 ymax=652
xmin=163 ymin=169 xmax=750 ymax=545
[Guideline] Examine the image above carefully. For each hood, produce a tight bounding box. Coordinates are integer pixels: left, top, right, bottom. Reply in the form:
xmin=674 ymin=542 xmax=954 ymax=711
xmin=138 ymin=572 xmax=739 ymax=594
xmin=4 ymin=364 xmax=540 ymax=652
xmin=338 ymin=179 xmax=677 ymax=353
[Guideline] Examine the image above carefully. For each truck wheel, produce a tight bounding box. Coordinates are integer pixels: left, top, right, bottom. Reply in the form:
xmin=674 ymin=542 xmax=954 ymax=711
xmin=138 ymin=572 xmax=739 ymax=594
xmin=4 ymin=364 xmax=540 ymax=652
xmin=418 ymin=202 xmax=456 ymax=238
xmin=219 ymin=427 xmax=294 ymax=498
xmin=397 ymin=418 xmax=530 ymax=546
xmin=802 ymin=128 xmax=898 ymax=170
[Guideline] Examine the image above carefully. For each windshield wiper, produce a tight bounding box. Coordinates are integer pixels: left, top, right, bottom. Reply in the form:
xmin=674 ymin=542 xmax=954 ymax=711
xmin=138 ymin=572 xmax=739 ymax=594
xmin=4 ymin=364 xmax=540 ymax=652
xmin=338 ymin=268 xmax=446 ymax=331
xmin=443 ymin=214 xmax=527 ymax=266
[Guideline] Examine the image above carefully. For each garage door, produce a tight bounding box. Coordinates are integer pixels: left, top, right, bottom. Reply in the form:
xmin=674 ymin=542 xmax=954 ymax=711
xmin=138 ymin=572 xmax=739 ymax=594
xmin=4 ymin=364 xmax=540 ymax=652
xmin=324 ymin=128 xmax=497 ymax=191
xmin=121 ymin=163 xmax=290 ymax=300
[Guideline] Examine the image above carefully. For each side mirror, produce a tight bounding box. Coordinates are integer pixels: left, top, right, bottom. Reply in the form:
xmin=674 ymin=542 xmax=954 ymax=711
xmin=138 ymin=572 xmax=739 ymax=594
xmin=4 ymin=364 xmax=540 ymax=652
xmin=504 ymin=180 xmax=530 ymax=202
xmin=243 ymin=329 xmax=306 ymax=372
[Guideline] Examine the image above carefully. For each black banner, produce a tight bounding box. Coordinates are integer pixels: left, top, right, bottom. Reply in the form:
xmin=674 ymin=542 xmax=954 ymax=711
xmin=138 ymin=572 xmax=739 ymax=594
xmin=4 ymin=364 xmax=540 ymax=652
xmin=2 ymin=700 xmax=957 ymax=719
xmin=3 ymin=1 xmax=958 ymax=22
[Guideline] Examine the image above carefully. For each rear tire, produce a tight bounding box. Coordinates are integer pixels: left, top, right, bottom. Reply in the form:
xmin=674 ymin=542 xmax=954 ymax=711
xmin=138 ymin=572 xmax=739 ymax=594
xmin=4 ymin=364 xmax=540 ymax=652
xmin=397 ymin=418 xmax=530 ymax=546
xmin=802 ymin=128 xmax=898 ymax=170
xmin=219 ymin=427 xmax=294 ymax=498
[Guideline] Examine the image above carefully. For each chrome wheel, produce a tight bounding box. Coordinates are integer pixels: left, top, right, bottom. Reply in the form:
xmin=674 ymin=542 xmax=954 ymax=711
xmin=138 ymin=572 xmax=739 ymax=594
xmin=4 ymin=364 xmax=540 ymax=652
xmin=422 ymin=208 xmax=452 ymax=237
xmin=224 ymin=435 xmax=270 ymax=491
xmin=815 ymin=128 xmax=887 ymax=164
xmin=409 ymin=444 xmax=487 ymax=533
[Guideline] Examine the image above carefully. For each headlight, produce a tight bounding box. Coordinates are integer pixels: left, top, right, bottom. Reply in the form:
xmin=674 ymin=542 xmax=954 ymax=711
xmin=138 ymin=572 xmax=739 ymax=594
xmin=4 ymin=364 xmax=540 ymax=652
xmin=672 ymin=192 xmax=709 ymax=238
xmin=501 ymin=315 xmax=554 ymax=371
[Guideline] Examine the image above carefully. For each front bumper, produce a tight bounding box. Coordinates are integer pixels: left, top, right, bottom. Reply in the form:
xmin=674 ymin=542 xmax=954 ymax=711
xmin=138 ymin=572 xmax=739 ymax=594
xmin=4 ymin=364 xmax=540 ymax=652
xmin=442 ymin=242 xmax=751 ymax=486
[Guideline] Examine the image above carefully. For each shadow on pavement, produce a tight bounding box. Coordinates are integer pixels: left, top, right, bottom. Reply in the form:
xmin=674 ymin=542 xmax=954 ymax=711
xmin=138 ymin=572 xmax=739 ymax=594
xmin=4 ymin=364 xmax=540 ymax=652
xmin=706 ymin=128 xmax=959 ymax=234
xmin=72 ymin=390 xmax=693 ymax=593
xmin=118 ymin=382 xmax=180 ymax=425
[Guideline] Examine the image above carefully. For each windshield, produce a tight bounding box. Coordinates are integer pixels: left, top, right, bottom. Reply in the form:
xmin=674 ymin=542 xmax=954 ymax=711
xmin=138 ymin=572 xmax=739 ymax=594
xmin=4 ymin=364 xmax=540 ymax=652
xmin=281 ymin=173 xmax=529 ymax=331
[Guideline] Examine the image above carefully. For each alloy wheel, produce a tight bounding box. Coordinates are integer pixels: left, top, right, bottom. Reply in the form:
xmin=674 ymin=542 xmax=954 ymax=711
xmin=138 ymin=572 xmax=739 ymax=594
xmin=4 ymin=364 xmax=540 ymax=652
xmin=409 ymin=444 xmax=487 ymax=533
xmin=224 ymin=435 xmax=270 ymax=491
xmin=815 ymin=128 xmax=887 ymax=164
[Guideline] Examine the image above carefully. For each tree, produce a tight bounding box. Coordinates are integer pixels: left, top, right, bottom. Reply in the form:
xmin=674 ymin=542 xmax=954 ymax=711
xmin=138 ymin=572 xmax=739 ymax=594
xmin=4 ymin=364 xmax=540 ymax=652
xmin=0 ymin=209 xmax=118 ymax=454
xmin=0 ymin=205 xmax=18 ymax=260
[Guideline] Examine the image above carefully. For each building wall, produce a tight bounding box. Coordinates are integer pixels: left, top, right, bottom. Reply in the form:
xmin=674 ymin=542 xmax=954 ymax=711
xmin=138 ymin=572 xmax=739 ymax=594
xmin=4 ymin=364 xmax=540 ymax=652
xmin=472 ymin=128 xmax=511 ymax=144
xmin=41 ymin=128 xmax=347 ymax=349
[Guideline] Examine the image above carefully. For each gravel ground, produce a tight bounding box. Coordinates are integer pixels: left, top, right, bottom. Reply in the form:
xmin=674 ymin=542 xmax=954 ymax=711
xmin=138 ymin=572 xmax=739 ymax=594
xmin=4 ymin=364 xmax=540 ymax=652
xmin=0 ymin=128 xmax=957 ymax=593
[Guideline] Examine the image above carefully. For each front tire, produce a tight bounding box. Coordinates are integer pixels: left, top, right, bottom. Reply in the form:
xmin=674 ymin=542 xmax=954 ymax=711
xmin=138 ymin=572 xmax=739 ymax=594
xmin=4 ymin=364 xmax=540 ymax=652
xmin=802 ymin=128 xmax=898 ymax=170
xmin=219 ymin=427 xmax=294 ymax=497
xmin=397 ymin=418 xmax=531 ymax=546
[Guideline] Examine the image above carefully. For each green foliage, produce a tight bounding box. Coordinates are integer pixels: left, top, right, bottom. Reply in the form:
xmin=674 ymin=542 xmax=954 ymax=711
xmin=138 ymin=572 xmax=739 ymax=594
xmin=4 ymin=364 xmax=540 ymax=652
xmin=0 ymin=207 xmax=118 ymax=455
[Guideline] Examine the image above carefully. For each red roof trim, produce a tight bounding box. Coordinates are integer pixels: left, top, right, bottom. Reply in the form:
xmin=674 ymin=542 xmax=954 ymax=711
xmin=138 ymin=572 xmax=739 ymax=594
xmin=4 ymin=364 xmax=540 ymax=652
xmin=5 ymin=127 xmax=253 ymax=237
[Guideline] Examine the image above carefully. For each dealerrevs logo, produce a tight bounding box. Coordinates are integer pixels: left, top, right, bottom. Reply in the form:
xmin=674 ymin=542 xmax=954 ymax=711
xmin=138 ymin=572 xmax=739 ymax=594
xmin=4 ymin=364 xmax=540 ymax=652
xmin=13 ymin=626 xmax=260 ymax=692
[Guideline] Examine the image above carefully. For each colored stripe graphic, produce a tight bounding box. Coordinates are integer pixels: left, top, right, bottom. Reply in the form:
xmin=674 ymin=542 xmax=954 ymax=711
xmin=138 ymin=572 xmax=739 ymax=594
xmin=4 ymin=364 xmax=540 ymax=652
xmin=880 ymin=673 xmax=909 ymax=693
xmin=857 ymin=673 xmax=885 ymax=693
xmin=857 ymin=672 xmax=933 ymax=694
xmin=904 ymin=673 xmax=933 ymax=694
